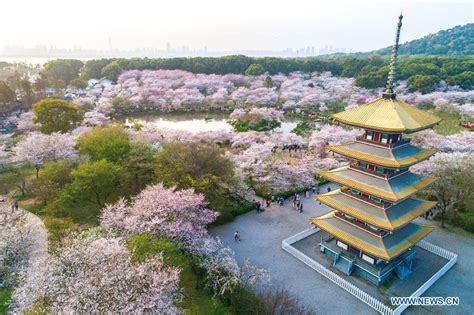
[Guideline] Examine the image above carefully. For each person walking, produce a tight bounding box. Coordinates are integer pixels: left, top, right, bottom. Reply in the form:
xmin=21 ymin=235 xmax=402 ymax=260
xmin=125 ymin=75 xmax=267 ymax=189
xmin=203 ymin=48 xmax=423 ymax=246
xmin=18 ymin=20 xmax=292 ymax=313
xmin=234 ymin=230 xmax=241 ymax=242
xmin=14 ymin=200 xmax=18 ymax=211
xmin=327 ymin=187 xmax=331 ymax=193
xmin=256 ymin=201 xmax=261 ymax=213
xmin=299 ymin=202 xmax=304 ymax=213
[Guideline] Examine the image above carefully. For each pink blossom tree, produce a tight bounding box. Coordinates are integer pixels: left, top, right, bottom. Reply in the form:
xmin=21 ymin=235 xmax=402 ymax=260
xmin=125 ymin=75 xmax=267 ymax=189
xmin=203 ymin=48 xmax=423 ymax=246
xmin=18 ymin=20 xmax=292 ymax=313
xmin=12 ymin=132 xmax=78 ymax=177
xmin=12 ymin=231 xmax=181 ymax=314
xmin=101 ymin=183 xmax=218 ymax=251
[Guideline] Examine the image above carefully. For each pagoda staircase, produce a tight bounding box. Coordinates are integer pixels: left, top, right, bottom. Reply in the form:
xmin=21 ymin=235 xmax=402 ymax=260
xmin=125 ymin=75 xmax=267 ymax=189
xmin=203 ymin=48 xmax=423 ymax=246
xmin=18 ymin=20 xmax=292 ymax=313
xmin=333 ymin=254 xmax=354 ymax=276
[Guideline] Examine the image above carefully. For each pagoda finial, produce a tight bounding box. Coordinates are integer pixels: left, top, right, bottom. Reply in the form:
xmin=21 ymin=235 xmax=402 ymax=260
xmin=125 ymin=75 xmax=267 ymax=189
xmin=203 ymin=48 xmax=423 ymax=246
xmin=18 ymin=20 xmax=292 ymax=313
xmin=383 ymin=13 xmax=403 ymax=100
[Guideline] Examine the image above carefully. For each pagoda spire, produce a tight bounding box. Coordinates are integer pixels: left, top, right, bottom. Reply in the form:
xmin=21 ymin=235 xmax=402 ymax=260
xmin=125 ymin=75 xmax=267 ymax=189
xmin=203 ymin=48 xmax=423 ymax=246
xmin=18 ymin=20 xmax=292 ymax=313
xmin=383 ymin=13 xmax=403 ymax=100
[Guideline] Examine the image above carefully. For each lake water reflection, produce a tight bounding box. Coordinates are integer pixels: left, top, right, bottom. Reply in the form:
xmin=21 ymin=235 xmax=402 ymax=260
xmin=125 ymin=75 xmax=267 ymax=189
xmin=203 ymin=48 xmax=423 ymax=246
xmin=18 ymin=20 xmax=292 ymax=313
xmin=125 ymin=112 xmax=298 ymax=137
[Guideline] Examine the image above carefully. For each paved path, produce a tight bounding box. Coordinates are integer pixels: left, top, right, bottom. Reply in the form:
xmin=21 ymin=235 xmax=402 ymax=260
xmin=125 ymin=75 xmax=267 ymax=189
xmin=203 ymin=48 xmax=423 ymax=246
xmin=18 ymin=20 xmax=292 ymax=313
xmin=211 ymin=183 xmax=474 ymax=315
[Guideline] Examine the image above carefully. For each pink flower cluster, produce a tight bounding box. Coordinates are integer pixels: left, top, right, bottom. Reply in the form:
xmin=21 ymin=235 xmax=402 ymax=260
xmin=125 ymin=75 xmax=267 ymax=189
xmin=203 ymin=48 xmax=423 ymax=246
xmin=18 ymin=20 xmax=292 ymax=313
xmin=12 ymin=231 xmax=181 ymax=314
xmin=12 ymin=132 xmax=78 ymax=165
xmin=101 ymin=183 xmax=218 ymax=250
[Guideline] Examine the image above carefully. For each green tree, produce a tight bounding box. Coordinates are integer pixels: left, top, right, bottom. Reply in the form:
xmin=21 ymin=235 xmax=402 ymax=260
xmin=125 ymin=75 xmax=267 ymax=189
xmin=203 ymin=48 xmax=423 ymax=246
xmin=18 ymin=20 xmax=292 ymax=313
xmin=101 ymin=61 xmax=123 ymax=82
xmin=81 ymin=59 xmax=114 ymax=80
xmin=245 ymin=63 xmax=265 ymax=76
xmin=33 ymin=98 xmax=84 ymax=134
xmin=0 ymin=81 xmax=15 ymax=105
xmin=43 ymin=59 xmax=84 ymax=86
xmin=263 ymin=76 xmax=273 ymax=88
xmin=447 ymin=71 xmax=474 ymax=89
xmin=408 ymin=75 xmax=438 ymax=94
xmin=31 ymin=161 xmax=73 ymax=203
xmin=77 ymin=125 xmax=131 ymax=163
xmin=122 ymin=142 xmax=156 ymax=195
xmin=19 ymin=78 xmax=35 ymax=108
xmin=62 ymin=159 xmax=123 ymax=207
xmin=154 ymin=142 xmax=236 ymax=213
xmin=69 ymin=78 xmax=88 ymax=89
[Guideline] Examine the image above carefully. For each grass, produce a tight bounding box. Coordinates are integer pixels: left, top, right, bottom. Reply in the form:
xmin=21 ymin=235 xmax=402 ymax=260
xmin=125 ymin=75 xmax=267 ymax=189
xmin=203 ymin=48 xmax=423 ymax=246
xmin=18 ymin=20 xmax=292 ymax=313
xmin=433 ymin=110 xmax=463 ymax=135
xmin=0 ymin=288 xmax=12 ymax=315
xmin=0 ymin=165 xmax=35 ymax=196
xmin=127 ymin=234 xmax=233 ymax=314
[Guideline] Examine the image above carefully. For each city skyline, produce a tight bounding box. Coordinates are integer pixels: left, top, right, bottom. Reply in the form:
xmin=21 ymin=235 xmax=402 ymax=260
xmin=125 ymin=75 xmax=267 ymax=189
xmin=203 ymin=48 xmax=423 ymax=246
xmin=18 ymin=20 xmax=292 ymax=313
xmin=0 ymin=0 xmax=472 ymax=57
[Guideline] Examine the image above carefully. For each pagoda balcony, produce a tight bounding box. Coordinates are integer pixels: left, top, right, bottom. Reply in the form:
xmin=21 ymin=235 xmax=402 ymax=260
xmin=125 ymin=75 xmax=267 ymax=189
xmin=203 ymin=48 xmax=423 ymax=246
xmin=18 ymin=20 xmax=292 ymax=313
xmin=340 ymin=187 xmax=392 ymax=209
xmin=356 ymin=135 xmax=411 ymax=148
xmin=349 ymin=162 xmax=403 ymax=180
xmin=334 ymin=211 xmax=389 ymax=237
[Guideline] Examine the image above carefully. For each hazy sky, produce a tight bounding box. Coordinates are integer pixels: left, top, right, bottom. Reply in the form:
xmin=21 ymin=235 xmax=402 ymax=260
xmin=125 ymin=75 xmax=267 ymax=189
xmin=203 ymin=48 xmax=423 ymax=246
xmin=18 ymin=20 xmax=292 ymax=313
xmin=1 ymin=0 xmax=472 ymax=52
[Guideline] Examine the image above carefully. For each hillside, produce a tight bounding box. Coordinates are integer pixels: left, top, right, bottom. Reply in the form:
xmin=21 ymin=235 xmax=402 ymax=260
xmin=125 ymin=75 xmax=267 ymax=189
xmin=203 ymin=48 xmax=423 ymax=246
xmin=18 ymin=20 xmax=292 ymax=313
xmin=375 ymin=23 xmax=474 ymax=56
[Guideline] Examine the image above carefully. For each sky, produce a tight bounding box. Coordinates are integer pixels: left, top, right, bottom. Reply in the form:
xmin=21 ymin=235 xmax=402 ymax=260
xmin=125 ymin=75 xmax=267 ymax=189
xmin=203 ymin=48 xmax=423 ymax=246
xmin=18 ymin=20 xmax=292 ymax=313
xmin=0 ymin=0 xmax=473 ymax=53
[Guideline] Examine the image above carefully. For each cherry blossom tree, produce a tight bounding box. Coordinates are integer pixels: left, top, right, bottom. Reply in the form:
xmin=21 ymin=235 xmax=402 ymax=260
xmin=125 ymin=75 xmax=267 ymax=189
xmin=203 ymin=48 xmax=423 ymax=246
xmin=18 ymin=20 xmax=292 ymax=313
xmin=0 ymin=207 xmax=33 ymax=290
xmin=12 ymin=132 xmax=78 ymax=177
xmin=411 ymin=130 xmax=474 ymax=153
xmin=14 ymin=112 xmax=38 ymax=132
xmin=12 ymin=231 xmax=181 ymax=314
xmin=101 ymin=183 xmax=218 ymax=250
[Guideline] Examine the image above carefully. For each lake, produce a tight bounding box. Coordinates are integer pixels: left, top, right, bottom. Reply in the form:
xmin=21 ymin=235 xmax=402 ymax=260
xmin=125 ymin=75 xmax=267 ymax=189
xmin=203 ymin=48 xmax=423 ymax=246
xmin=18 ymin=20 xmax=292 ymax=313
xmin=123 ymin=112 xmax=299 ymax=137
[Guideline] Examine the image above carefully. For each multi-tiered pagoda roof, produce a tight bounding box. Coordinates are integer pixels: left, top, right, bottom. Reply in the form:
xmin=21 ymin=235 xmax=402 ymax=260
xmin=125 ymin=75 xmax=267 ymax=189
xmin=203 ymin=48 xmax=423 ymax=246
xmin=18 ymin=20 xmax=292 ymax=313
xmin=332 ymin=98 xmax=441 ymax=133
xmin=310 ymin=14 xmax=441 ymax=284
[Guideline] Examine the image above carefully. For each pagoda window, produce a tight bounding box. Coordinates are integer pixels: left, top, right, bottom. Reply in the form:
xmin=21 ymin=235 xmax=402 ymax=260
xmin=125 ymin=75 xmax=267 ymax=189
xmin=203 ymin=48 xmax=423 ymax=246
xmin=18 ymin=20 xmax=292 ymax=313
xmin=344 ymin=214 xmax=354 ymax=220
xmin=375 ymin=166 xmax=384 ymax=173
xmin=350 ymin=188 xmax=360 ymax=195
xmin=370 ymin=196 xmax=382 ymax=203
xmin=373 ymin=132 xmax=380 ymax=142
xmin=361 ymin=253 xmax=376 ymax=265
xmin=381 ymin=133 xmax=388 ymax=144
xmin=336 ymin=240 xmax=348 ymax=250
xmin=359 ymin=161 xmax=367 ymax=169
xmin=367 ymin=224 xmax=379 ymax=231
xmin=366 ymin=130 xmax=373 ymax=140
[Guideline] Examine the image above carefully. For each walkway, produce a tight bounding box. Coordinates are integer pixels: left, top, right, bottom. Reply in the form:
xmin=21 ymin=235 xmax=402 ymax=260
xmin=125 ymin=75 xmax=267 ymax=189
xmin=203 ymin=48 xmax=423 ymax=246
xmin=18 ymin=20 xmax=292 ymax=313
xmin=210 ymin=183 xmax=474 ymax=314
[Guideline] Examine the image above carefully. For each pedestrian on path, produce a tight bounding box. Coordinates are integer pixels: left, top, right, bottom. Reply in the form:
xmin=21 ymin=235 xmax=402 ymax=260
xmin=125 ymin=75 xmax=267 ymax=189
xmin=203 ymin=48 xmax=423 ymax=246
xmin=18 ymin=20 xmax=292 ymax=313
xmin=14 ymin=200 xmax=18 ymax=211
xmin=234 ymin=230 xmax=241 ymax=242
xmin=299 ymin=202 xmax=304 ymax=213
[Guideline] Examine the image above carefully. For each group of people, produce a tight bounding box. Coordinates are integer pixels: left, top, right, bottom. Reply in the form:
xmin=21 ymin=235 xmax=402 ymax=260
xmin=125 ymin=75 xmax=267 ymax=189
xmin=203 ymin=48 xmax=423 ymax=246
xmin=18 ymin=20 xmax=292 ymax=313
xmin=292 ymin=194 xmax=304 ymax=213
xmin=271 ymin=143 xmax=308 ymax=154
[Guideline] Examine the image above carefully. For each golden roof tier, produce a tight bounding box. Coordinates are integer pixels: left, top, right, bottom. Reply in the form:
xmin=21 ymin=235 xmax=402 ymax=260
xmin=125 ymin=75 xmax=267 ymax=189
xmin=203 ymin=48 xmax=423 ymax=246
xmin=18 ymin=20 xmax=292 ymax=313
xmin=332 ymin=98 xmax=441 ymax=133
xmin=320 ymin=166 xmax=436 ymax=202
xmin=316 ymin=188 xmax=437 ymax=231
xmin=311 ymin=211 xmax=433 ymax=260
xmin=328 ymin=141 xmax=436 ymax=168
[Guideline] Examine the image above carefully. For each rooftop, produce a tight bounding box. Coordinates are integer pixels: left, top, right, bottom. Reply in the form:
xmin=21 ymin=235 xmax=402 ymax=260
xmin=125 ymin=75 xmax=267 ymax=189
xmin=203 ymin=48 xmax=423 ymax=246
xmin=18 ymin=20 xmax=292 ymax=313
xmin=328 ymin=141 xmax=436 ymax=168
xmin=332 ymin=98 xmax=441 ymax=133
xmin=320 ymin=166 xmax=436 ymax=202
xmin=315 ymin=189 xmax=437 ymax=230
xmin=310 ymin=211 xmax=433 ymax=260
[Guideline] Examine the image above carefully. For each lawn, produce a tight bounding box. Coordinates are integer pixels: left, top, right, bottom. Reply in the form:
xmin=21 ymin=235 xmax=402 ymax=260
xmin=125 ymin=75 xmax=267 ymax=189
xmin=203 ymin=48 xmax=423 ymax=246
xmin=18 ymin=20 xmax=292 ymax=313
xmin=433 ymin=110 xmax=463 ymax=135
xmin=0 ymin=165 xmax=35 ymax=197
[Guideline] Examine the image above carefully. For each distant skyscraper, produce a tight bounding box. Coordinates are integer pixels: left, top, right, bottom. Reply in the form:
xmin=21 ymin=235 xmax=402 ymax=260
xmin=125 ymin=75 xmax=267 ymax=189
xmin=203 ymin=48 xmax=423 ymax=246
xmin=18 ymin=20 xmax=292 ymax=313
xmin=108 ymin=37 xmax=113 ymax=52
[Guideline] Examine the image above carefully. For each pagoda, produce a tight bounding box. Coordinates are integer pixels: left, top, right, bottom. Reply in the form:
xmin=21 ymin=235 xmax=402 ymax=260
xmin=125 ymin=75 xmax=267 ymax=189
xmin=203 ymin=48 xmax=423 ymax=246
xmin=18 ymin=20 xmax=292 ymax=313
xmin=310 ymin=14 xmax=441 ymax=285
